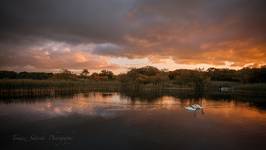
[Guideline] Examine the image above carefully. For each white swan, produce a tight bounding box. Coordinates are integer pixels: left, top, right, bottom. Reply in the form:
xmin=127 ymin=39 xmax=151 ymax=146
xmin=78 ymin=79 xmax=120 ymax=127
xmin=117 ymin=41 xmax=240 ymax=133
xmin=191 ymin=104 xmax=203 ymax=109
xmin=185 ymin=106 xmax=197 ymax=111
xmin=185 ymin=104 xmax=203 ymax=111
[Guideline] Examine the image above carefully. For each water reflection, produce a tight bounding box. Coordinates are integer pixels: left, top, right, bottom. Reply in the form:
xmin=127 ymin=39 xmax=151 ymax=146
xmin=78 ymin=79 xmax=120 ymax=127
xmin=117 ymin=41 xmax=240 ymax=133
xmin=0 ymin=92 xmax=266 ymax=121
xmin=1 ymin=91 xmax=266 ymax=150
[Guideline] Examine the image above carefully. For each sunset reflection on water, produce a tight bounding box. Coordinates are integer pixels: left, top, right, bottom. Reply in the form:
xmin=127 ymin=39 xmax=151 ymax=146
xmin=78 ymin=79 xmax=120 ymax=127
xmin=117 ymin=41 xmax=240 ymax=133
xmin=0 ymin=92 xmax=266 ymax=123
xmin=1 ymin=92 xmax=266 ymax=150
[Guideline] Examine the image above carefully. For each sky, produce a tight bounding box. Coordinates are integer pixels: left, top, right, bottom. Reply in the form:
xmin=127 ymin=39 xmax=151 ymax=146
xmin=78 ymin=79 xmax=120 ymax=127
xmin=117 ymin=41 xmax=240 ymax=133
xmin=0 ymin=0 xmax=265 ymax=73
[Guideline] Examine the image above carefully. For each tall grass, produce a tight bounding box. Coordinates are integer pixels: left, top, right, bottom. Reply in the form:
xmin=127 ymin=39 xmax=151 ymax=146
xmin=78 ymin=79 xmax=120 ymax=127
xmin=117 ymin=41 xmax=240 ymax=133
xmin=234 ymin=83 xmax=266 ymax=92
xmin=1 ymin=79 xmax=266 ymax=99
xmin=0 ymin=79 xmax=120 ymax=89
xmin=0 ymin=79 xmax=121 ymax=98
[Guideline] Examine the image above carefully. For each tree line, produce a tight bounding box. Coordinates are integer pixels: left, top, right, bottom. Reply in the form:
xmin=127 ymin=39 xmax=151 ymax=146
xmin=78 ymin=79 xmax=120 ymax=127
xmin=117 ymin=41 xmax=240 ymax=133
xmin=0 ymin=66 xmax=265 ymax=84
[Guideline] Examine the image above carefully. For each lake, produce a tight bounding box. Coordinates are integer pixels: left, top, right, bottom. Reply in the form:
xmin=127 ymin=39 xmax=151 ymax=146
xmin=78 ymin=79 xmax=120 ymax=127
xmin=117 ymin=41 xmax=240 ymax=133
xmin=1 ymin=91 xmax=266 ymax=150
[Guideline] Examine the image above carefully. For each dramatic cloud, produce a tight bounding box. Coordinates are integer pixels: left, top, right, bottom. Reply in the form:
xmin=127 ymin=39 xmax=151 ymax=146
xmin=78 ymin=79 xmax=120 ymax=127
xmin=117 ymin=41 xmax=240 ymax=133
xmin=0 ymin=40 xmax=120 ymax=72
xmin=97 ymin=0 xmax=266 ymax=66
xmin=0 ymin=0 xmax=265 ymax=72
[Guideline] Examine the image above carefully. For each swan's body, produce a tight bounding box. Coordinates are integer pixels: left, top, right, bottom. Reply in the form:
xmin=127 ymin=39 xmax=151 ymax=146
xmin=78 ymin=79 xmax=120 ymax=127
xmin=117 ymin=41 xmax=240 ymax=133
xmin=185 ymin=106 xmax=197 ymax=111
xmin=191 ymin=104 xmax=203 ymax=109
xmin=185 ymin=104 xmax=203 ymax=111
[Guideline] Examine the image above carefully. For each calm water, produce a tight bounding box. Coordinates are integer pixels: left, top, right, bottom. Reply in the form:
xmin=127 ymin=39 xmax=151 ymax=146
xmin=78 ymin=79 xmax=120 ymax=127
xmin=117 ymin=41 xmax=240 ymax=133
xmin=1 ymin=92 xmax=266 ymax=150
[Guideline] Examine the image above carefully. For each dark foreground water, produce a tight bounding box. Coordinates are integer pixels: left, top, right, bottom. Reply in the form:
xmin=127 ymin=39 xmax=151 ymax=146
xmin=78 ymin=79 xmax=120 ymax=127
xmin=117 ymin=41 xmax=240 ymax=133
xmin=1 ymin=91 xmax=266 ymax=150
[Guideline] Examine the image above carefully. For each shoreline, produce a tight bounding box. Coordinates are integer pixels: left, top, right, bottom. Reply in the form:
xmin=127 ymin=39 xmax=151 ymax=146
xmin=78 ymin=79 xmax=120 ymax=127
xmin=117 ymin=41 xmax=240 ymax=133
xmin=0 ymin=80 xmax=266 ymax=100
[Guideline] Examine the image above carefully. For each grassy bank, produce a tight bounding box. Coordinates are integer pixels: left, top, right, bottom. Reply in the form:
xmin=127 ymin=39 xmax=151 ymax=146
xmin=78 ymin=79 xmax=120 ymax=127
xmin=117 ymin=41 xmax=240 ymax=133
xmin=205 ymin=81 xmax=266 ymax=97
xmin=0 ymin=79 xmax=121 ymax=98
xmin=206 ymin=81 xmax=266 ymax=91
xmin=0 ymin=79 xmax=120 ymax=90
xmin=234 ymin=83 xmax=266 ymax=92
xmin=0 ymin=79 xmax=266 ymax=98
xmin=0 ymin=79 xmax=192 ymax=91
xmin=0 ymin=79 xmax=194 ymax=98
xmin=1 ymin=79 xmax=266 ymax=92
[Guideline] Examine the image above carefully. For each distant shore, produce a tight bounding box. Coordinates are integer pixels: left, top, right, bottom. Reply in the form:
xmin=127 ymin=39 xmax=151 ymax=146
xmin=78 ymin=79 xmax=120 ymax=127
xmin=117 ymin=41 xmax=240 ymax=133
xmin=0 ymin=66 xmax=265 ymax=98
xmin=0 ymin=79 xmax=266 ymax=99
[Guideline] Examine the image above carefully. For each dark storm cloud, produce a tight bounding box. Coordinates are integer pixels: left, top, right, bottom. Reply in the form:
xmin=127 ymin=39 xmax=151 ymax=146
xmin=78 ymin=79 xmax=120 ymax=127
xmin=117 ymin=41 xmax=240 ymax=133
xmin=0 ymin=0 xmax=266 ymax=71
xmin=1 ymin=0 xmax=265 ymax=45
xmin=129 ymin=0 xmax=266 ymax=45
xmin=0 ymin=0 xmax=135 ymax=71
xmin=94 ymin=0 xmax=266 ymax=66
xmin=0 ymin=0 xmax=134 ymax=43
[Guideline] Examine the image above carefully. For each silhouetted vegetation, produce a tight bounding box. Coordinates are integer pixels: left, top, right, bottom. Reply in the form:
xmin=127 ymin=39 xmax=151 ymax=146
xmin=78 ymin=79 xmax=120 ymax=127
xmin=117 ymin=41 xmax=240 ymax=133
xmin=0 ymin=66 xmax=266 ymax=93
xmin=207 ymin=67 xmax=266 ymax=83
xmin=0 ymin=71 xmax=53 ymax=79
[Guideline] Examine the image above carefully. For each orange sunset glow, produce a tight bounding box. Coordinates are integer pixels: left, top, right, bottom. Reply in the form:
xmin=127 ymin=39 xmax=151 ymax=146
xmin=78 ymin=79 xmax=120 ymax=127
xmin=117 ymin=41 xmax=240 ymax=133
xmin=0 ymin=0 xmax=265 ymax=73
xmin=1 ymin=1 xmax=266 ymax=150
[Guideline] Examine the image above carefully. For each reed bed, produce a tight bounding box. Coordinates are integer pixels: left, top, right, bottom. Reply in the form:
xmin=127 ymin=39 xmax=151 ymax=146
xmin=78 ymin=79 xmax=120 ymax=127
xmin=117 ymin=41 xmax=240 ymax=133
xmin=0 ymin=79 xmax=121 ymax=98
